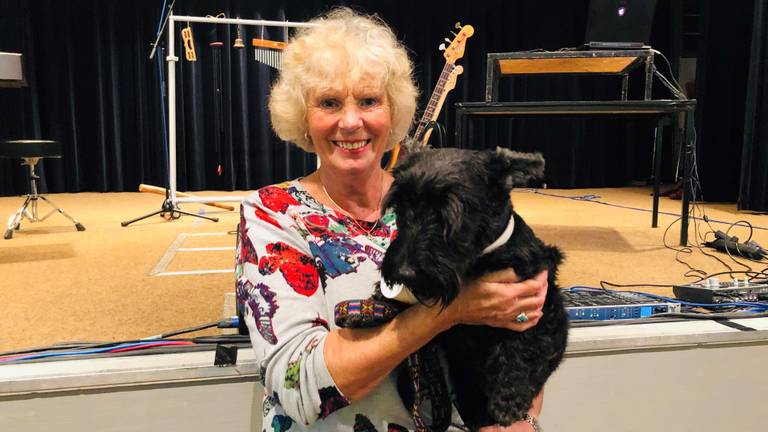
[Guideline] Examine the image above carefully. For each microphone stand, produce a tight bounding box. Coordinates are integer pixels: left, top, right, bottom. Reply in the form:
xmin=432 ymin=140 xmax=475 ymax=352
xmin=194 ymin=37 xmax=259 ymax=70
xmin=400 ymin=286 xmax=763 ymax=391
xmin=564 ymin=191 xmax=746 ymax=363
xmin=149 ymin=0 xmax=175 ymax=61
xmin=122 ymin=0 xmax=219 ymax=226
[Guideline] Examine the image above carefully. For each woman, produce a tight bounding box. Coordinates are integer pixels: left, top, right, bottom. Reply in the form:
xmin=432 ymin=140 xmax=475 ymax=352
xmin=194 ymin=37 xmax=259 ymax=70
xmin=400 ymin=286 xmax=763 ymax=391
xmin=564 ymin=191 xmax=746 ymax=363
xmin=236 ymin=7 xmax=548 ymax=431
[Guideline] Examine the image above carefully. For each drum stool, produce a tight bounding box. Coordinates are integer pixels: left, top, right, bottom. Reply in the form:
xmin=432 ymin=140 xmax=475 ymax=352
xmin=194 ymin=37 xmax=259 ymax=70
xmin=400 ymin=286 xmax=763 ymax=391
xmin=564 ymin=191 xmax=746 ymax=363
xmin=0 ymin=140 xmax=85 ymax=239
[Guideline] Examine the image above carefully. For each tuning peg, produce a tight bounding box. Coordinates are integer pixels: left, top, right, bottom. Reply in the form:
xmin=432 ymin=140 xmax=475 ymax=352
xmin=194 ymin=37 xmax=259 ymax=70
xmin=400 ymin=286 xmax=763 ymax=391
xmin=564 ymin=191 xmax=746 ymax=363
xmin=455 ymin=22 xmax=462 ymax=29
xmin=444 ymin=38 xmax=451 ymax=43
xmin=438 ymin=43 xmax=446 ymax=51
xmin=450 ymin=31 xmax=458 ymax=37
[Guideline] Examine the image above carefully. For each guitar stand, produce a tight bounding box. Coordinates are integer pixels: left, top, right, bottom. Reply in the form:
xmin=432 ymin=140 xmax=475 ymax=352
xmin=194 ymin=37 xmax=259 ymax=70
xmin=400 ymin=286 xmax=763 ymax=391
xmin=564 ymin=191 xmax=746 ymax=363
xmin=120 ymin=188 xmax=219 ymax=227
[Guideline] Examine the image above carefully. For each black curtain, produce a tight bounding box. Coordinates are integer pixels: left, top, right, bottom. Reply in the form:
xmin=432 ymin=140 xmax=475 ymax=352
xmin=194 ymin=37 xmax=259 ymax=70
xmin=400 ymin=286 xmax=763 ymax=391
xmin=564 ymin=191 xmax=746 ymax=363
xmin=739 ymin=0 xmax=768 ymax=212
xmin=2 ymin=0 xmax=687 ymax=196
xmin=694 ymin=1 xmax=755 ymax=203
xmin=0 ymin=0 xmax=318 ymax=197
xmin=1 ymin=1 xmax=169 ymax=194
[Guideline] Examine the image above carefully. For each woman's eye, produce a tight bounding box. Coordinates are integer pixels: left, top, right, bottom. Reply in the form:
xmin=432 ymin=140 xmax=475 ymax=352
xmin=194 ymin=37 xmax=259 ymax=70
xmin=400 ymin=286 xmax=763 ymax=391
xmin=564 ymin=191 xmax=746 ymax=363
xmin=360 ymin=97 xmax=379 ymax=108
xmin=319 ymin=99 xmax=339 ymax=109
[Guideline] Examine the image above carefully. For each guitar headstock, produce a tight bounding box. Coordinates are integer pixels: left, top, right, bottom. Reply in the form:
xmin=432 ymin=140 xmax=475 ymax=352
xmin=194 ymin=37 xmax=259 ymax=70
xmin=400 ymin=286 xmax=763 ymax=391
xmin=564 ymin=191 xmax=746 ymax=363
xmin=441 ymin=23 xmax=474 ymax=64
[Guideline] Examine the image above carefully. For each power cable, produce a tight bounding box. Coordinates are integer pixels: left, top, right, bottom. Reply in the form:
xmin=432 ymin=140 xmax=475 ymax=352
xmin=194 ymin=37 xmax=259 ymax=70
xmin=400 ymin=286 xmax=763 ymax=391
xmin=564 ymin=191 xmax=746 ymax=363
xmin=0 ymin=318 xmax=241 ymax=363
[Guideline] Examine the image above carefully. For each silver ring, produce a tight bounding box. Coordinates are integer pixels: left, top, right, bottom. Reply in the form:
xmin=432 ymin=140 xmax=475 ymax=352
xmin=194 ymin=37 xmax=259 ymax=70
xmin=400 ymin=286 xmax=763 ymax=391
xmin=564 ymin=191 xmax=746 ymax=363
xmin=515 ymin=311 xmax=529 ymax=323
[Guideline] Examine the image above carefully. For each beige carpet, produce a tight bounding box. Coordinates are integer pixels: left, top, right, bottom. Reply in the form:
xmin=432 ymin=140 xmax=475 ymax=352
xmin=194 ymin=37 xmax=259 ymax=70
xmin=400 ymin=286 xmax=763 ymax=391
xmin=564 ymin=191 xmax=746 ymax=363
xmin=0 ymin=187 xmax=766 ymax=353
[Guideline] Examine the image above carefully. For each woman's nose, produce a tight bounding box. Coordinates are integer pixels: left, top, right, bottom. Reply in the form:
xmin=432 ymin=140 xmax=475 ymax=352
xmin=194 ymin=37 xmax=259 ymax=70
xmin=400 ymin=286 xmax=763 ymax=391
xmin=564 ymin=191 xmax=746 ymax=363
xmin=338 ymin=105 xmax=363 ymax=130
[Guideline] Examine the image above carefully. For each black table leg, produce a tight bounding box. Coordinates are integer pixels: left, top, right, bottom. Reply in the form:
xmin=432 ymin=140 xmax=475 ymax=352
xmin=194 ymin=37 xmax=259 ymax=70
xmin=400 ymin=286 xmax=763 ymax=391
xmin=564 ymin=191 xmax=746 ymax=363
xmin=680 ymin=111 xmax=693 ymax=246
xmin=455 ymin=109 xmax=465 ymax=148
xmin=652 ymin=118 xmax=664 ymax=228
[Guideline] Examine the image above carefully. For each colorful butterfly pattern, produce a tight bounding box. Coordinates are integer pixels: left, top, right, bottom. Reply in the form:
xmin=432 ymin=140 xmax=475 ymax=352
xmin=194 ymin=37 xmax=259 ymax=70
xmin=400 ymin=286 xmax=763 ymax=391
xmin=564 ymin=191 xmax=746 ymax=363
xmin=238 ymin=181 xmax=406 ymax=429
xmin=258 ymin=241 xmax=320 ymax=297
xmin=237 ymin=280 xmax=279 ymax=345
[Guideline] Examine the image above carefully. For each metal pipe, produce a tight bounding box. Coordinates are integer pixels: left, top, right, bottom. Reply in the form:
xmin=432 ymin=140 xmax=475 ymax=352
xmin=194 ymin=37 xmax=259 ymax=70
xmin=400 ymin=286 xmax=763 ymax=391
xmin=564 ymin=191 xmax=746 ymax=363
xmin=172 ymin=15 xmax=316 ymax=28
xmin=164 ymin=14 xmax=315 ymax=209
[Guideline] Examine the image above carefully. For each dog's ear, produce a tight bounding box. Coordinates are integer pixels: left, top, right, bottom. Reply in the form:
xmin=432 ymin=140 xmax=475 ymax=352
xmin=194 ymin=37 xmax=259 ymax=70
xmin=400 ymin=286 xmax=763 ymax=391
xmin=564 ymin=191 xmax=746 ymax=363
xmin=440 ymin=192 xmax=464 ymax=240
xmin=488 ymin=147 xmax=545 ymax=190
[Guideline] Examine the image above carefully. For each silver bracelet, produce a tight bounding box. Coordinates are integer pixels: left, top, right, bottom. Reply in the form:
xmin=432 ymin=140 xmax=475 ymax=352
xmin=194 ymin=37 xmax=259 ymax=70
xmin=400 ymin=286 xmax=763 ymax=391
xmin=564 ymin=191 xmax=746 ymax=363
xmin=524 ymin=414 xmax=542 ymax=432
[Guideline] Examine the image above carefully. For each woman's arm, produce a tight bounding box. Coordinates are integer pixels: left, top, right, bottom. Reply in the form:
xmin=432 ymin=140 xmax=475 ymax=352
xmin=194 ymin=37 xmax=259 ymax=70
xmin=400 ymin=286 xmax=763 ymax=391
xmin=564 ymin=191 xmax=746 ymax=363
xmin=241 ymin=186 xmax=548 ymax=421
xmin=324 ymin=269 xmax=548 ymax=402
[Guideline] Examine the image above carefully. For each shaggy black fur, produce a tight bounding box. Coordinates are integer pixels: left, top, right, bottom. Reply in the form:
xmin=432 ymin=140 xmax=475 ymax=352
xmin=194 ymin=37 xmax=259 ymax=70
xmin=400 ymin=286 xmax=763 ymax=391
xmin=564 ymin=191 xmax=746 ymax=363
xmin=380 ymin=147 xmax=569 ymax=429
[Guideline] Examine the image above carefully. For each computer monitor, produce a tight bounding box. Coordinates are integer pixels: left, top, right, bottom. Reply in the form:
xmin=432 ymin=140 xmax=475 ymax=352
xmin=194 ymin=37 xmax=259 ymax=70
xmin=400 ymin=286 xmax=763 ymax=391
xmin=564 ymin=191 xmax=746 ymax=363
xmin=585 ymin=0 xmax=657 ymax=49
xmin=0 ymin=52 xmax=26 ymax=88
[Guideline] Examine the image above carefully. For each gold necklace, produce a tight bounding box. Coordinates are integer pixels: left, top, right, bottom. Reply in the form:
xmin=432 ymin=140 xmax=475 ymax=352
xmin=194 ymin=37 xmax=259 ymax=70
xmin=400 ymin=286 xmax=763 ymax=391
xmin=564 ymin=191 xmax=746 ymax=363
xmin=320 ymin=173 xmax=383 ymax=237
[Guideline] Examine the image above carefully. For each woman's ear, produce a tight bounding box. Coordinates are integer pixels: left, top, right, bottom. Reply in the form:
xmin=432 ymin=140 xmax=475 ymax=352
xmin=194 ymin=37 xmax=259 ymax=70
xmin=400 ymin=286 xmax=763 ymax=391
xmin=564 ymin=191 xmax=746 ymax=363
xmin=487 ymin=147 xmax=545 ymax=191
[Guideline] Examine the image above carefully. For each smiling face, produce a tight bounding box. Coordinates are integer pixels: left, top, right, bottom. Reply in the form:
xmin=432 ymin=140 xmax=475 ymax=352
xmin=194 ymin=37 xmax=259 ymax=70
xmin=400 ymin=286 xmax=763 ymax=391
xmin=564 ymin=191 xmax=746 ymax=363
xmin=306 ymin=79 xmax=392 ymax=177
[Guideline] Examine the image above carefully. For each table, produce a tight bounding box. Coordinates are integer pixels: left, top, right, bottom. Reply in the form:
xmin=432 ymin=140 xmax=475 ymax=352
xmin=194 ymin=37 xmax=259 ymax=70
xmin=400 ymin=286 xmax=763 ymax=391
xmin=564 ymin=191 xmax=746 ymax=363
xmin=485 ymin=49 xmax=656 ymax=102
xmin=454 ymin=99 xmax=697 ymax=245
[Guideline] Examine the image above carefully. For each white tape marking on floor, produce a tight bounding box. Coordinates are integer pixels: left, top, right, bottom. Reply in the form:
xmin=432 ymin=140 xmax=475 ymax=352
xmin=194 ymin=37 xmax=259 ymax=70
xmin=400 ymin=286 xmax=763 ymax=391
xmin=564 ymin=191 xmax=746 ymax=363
xmin=150 ymin=233 xmax=188 ymax=276
xmin=151 ymin=231 xmax=236 ymax=276
xmin=155 ymin=269 xmax=234 ymax=276
xmin=178 ymin=247 xmax=236 ymax=252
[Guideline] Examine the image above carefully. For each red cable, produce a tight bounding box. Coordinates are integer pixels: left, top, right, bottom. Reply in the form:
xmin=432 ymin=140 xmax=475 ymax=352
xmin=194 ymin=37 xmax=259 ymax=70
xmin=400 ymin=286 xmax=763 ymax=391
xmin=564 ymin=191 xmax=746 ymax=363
xmin=0 ymin=341 xmax=196 ymax=362
xmin=0 ymin=354 xmax=26 ymax=362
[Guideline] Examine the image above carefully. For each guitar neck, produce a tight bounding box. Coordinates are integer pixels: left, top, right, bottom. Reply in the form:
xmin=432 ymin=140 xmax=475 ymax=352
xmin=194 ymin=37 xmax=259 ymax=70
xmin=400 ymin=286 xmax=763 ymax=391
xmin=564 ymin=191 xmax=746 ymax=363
xmin=412 ymin=62 xmax=455 ymax=145
xmin=386 ymin=23 xmax=471 ymax=171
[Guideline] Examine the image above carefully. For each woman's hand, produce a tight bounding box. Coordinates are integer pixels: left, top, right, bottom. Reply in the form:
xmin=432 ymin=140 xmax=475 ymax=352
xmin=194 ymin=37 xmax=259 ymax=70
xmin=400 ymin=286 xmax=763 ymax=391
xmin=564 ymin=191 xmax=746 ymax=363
xmin=447 ymin=268 xmax=548 ymax=331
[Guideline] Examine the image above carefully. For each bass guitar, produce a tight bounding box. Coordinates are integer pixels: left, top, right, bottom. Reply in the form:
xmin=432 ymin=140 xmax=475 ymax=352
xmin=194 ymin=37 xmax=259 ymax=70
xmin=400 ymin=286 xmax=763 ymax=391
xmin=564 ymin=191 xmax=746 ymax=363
xmin=386 ymin=23 xmax=474 ymax=170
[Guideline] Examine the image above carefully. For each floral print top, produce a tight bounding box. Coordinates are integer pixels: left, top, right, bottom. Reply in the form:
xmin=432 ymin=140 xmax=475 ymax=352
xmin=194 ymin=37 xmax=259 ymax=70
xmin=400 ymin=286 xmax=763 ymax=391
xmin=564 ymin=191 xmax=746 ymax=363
xmin=236 ymin=179 xmax=415 ymax=431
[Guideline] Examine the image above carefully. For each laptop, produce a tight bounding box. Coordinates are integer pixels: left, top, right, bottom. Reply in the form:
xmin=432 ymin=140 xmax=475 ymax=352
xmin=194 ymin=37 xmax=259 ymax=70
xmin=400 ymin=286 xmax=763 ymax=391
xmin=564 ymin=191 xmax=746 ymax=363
xmin=585 ymin=0 xmax=657 ymax=49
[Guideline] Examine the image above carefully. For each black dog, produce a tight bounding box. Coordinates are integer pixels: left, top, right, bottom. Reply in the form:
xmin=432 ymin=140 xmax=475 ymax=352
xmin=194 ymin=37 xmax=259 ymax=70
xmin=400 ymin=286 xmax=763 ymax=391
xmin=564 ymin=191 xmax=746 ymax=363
xmin=380 ymin=147 xmax=569 ymax=429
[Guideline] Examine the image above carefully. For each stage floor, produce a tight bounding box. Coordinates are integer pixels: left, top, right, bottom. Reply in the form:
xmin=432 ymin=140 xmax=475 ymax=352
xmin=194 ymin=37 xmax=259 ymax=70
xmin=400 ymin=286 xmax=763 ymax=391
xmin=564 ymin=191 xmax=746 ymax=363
xmin=0 ymin=187 xmax=766 ymax=353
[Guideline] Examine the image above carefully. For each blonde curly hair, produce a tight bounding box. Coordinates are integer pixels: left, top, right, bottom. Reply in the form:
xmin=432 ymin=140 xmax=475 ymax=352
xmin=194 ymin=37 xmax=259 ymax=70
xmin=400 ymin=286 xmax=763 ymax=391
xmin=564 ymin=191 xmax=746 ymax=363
xmin=268 ymin=7 xmax=418 ymax=152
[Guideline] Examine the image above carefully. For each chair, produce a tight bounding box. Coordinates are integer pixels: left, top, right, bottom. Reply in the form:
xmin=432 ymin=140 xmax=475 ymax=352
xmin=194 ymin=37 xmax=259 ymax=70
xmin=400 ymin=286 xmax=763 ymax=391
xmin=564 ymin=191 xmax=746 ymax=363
xmin=0 ymin=139 xmax=85 ymax=239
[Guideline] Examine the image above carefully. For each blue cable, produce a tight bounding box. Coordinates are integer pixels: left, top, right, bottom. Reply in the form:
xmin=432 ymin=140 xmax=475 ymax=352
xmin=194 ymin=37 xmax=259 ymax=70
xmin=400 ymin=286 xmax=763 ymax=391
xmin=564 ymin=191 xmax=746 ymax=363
xmin=152 ymin=0 xmax=171 ymax=181
xmin=157 ymin=47 xmax=169 ymax=175
xmin=1 ymin=317 xmax=241 ymax=362
xmin=0 ymin=341 xmax=175 ymax=363
xmin=565 ymin=285 xmax=768 ymax=310
xmin=155 ymin=0 xmax=168 ymax=35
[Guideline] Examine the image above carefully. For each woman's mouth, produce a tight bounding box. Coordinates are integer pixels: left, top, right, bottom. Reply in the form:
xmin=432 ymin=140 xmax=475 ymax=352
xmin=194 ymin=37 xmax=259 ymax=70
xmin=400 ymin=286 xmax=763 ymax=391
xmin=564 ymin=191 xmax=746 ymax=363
xmin=333 ymin=140 xmax=370 ymax=152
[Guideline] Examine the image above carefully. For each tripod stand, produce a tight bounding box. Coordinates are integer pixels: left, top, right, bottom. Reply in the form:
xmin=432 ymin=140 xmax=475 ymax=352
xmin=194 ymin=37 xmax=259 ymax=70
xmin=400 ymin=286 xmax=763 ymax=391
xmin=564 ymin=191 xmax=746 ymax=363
xmin=122 ymin=3 xmax=218 ymax=228
xmin=120 ymin=187 xmax=219 ymax=227
xmin=1 ymin=140 xmax=86 ymax=239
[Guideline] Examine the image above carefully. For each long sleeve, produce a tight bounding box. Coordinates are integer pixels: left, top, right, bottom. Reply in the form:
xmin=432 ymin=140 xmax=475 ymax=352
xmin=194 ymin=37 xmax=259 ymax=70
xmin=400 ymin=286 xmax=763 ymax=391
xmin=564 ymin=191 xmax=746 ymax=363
xmin=236 ymin=184 xmax=349 ymax=425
